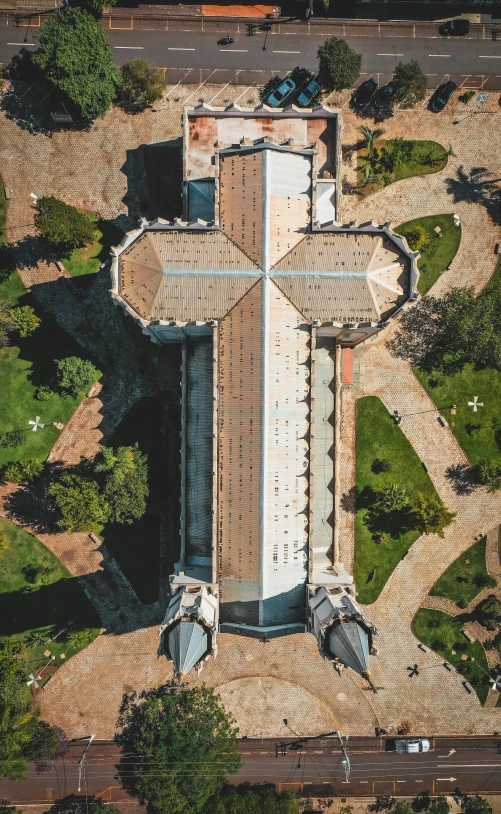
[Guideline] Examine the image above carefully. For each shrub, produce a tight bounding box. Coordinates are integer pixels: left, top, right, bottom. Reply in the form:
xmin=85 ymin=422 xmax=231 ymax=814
xmin=0 ymin=533 xmax=9 ymax=558
xmin=119 ymin=59 xmax=167 ymax=112
xmin=405 ymin=224 xmax=427 ymax=252
xmin=371 ymin=457 xmax=392 ymax=474
xmin=3 ymin=458 xmax=43 ymax=484
xmin=1 ymin=430 xmax=24 ymax=448
xmin=56 ymin=356 xmax=99 ymax=397
xmin=35 ymin=386 xmax=53 ymax=402
xmin=9 ymin=306 xmax=40 ymax=338
xmin=460 ymin=90 xmax=475 ymax=104
xmin=34 ymin=197 xmax=96 ymax=250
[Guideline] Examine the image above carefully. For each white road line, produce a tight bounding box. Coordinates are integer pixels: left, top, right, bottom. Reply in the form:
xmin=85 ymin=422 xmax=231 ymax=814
xmin=479 ymin=55 xmax=501 ymax=58
xmin=168 ymin=47 xmax=196 ymax=51
xmin=426 ymin=73 xmax=438 ymax=76
xmin=7 ymin=42 xmax=35 ymax=46
xmin=377 ymin=53 xmax=404 ymax=56
xmin=429 ymin=54 xmax=451 ymax=57
xmin=220 ymin=49 xmax=248 ymax=52
xmin=273 ymin=50 xmax=300 ymax=53
xmin=114 ymin=46 xmax=144 ymax=49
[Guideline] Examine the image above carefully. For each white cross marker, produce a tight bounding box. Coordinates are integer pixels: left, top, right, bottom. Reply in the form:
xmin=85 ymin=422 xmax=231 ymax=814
xmin=468 ymin=397 xmax=484 ymax=412
xmin=26 ymin=673 xmax=40 ymax=688
xmin=28 ymin=416 xmax=45 ymax=432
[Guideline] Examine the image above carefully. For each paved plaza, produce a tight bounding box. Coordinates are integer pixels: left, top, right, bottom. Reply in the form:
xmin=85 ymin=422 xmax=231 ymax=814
xmin=2 ymin=82 xmax=501 ymax=738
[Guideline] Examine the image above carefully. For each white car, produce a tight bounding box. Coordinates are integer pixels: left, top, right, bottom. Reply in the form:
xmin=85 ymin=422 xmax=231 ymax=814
xmin=395 ymin=738 xmax=430 ymax=754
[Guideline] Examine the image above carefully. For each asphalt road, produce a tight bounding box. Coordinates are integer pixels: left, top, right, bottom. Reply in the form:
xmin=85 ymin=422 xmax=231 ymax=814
xmin=2 ymin=16 xmax=501 ymax=89
xmin=3 ymin=738 xmax=501 ymax=803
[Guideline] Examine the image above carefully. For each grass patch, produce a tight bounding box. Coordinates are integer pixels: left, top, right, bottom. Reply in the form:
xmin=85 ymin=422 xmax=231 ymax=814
xmin=412 ymin=608 xmax=490 ymax=705
xmin=61 ymin=218 xmax=123 ymax=278
xmin=0 ymin=517 xmax=100 ymax=687
xmin=354 ymin=396 xmax=440 ymax=604
xmin=414 ymin=363 xmax=501 ymax=468
xmin=99 ymin=397 xmax=165 ymax=605
xmin=358 ymin=139 xmax=448 ymax=197
xmin=395 ymin=214 xmax=461 ymax=295
xmin=429 ymin=538 xmax=488 ymax=606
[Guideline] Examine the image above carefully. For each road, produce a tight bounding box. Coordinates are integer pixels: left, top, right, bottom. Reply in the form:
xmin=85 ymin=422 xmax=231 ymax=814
xmin=3 ymin=738 xmax=501 ymax=803
xmin=2 ymin=16 xmax=501 ymax=89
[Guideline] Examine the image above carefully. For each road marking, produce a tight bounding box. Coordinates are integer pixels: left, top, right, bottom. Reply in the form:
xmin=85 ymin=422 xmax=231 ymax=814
xmin=397 ymin=781 xmax=407 ymax=783
xmin=114 ymin=46 xmax=144 ymax=49
xmin=438 ymin=763 xmax=501 ymax=768
xmin=426 ymin=73 xmax=438 ymax=76
xmin=168 ymin=47 xmax=196 ymax=51
xmin=273 ymin=50 xmax=301 ymax=53
xmin=360 ymin=781 xmax=369 ymax=784
xmin=220 ymin=49 xmax=248 ymax=52
xmin=7 ymin=42 xmax=36 ymax=46
xmin=437 ymin=777 xmax=457 ymax=782
xmin=377 ymin=53 xmax=404 ymax=56
xmin=479 ymin=55 xmax=501 ymax=58
xmin=428 ymin=54 xmax=451 ymax=57
xmin=415 ymin=780 xmax=424 ymax=783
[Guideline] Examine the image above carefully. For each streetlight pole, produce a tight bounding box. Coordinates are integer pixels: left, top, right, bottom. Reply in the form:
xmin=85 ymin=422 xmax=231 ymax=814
xmin=336 ymin=730 xmax=350 ymax=782
xmin=77 ymin=734 xmax=95 ymax=792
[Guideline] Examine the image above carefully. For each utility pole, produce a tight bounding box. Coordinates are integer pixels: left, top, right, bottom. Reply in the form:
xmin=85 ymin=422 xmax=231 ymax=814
xmin=337 ymin=730 xmax=350 ymax=783
xmin=77 ymin=734 xmax=95 ymax=792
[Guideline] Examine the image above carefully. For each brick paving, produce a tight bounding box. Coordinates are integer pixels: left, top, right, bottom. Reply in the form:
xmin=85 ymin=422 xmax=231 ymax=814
xmin=2 ymin=88 xmax=501 ymax=736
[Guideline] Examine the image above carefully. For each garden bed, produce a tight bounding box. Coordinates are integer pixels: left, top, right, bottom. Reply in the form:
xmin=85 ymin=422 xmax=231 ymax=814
xmin=0 ymin=517 xmax=100 ymax=687
xmin=395 ymin=214 xmax=461 ymax=295
xmin=412 ymin=608 xmax=490 ymax=705
xmin=429 ymin=537 xmax=489 ymax=607
xmin=61 ymin=217 xmax=123 ymax=278
xmin=358 ymin=139 xmax=449 ymax=197
xmin=354 ymin=396 xmax=439 ymax=605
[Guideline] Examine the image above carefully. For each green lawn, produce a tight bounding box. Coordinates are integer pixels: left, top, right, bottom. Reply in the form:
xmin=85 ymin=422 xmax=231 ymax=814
xmin=0 ymin=517 xmax=100 ymax=687
xmin=61 ymin=218 xmax=123 ymax=278
xmin=354 ymin=396 xmax=440 ymax=604
xmin=429 ymin=537 xmax=488 ymax=606
xmin=99 ymin=397 xmax=164 ymax=605
xmin=412 ymin=608 xmax=490 ymax=705
xmin=395 ymin=214 xmax=462 ymax=295
xmin=414 ymin=363 xmax=501 ymax=468
xmin=358 ymin=140 xmax=449 ymax=197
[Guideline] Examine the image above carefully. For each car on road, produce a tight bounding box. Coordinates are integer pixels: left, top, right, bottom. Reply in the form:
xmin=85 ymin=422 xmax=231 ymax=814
xmin=267 ymin=78 xmax=296 ymax=107
xmin=373 ymin=82 xmax=395 ymax=110
xmin=297 ymin=76 xmax=321 ymax=107
xmin=439 ymin=18 xmax=470 ymax=36
xmin=352 ymin=77 xmax=378 ymax=109
xmin=429 ymin=80 xmax=457 ymax=112
xmin=395 ymin=739 xmax=431 ymax=754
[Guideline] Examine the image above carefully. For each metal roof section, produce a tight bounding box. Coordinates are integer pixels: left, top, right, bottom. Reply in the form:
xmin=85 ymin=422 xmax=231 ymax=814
xmin=187 ymin=179 xmax=216 ymax=223
xmin=168 ymin=620 xmax=209 ymax=676
xmin=160 ymin=585 xmax=218 ymax=675
xmin=327 ymin=620 xmax=370 ymax=675
xmin=219 ymin=151 xmax=264 ymax=267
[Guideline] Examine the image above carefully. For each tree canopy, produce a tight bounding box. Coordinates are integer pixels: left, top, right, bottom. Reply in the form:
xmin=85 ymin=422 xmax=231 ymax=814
xmin=119 ymin=59 xmax=167 ymax=112
xmin=392 ymin=60 xmax=427 ymax=108
xmin=115 ymin=685 xmax=242 ymax=814
xmin=49 ymin=473 xmax=110 ymax=532
xmin=43 ymin=796 xmax=121 ymax=814
xmin=34 ymin=197 xmax=96 ymax=250
xmin=96 ymin=444 xmax=149 ymax=524
xmin=208 ymin=783 xmax=299 ymax=814
xmin=33 ymin=8 xmax=120 ymax=120
xmin=0 ymin=298 xmax=40 ymax=347
xmin=0 ymin=638 xmax=38 ymax=780
xmin=317 ymin=37 xmax=361 ymax=92
xmin=56 ymin=356 xmax=99 ymax=396
xmin=412 ymin=492 xmax=456 ymax=537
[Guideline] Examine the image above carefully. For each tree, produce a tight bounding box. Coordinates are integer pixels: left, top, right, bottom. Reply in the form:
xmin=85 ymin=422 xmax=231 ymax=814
xmin=475 ymin=460 xmax=501 ymax=492
xmin=412 ymin=791 xmax=431 ymax=812
xmin=56 ymin=356 xmax=99 ymax=397
xmin=115 ymin=685 xmax=242 ymax=814
xmin=317 ymin=38 xmax=361 ymax=92
xmin=119 ymin=59 xmax=167 ymax=112
xmin=1 ymin=430 xmax=25 ymax=448
xmin=412 ymin=492 xmax=456 ymax=537
xmin=0 ymin=297 xmax=12 ymax=347
xmin=360 ymin=126 xmax=385 ymax=153
xmin=43 ymin=796 xmax=121 ymax=814
xmin=0 ymin=533 xmax=9 ymax=558
xmin=73 ymin=0 xmax=118 ymax=15
xmin=34 ymin=197 xmax=96 ymax=250
xmin=208 ymin=783 xmax=299 ymax=814
xmin=405 ymin=224 xmax=427 ymax=252
xmin=3 ymin=458 xmax=44 ymax=484
xmin=9 ymin=306 xmax=40 ymax=339
xmin=372 ymin=457 xmax=392 ymax=474
xmin=26 ymin=722 xmax=69 ymax=774
xmin=393 ymin=803 xmax=412 ymax=814
xmin=360 ymin=165 xmax=378 ymax=188
xmin=95 ymin=444 xmax=149 ymax=524
xmin=33 ymin=8 xmax=120 ymax=120
xmin=369 ymin=797 xmax=395 ymax=812
xmin=376 ymin=483 xmax=409 ymax=513
xmin=428 ymin=799 xmax=450 ymax=814
xmin=48 ymin=473 xmax=109 ymax=532
xmin=0 ymin=638 xmax=40 ymax=780
xmin=464 ymin=796 xmax=492 ymax=814
xmin=473 ymin=572 xmax=497 ymax=589
xmin=392 ymin=60 xmax=427 ymax=108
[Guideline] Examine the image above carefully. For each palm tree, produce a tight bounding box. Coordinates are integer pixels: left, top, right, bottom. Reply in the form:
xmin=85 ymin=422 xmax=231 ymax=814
xmin=359 ymin=165 xmax=378 ymax=188
xmin=359 ymin=125 xmax=385 ymax=153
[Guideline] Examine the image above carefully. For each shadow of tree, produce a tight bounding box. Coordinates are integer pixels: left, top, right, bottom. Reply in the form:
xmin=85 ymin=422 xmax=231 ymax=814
xmin=445 ymin=165 xmax=501 ymax=226
xmin=445 ymin=463 xmax=477 ymax=496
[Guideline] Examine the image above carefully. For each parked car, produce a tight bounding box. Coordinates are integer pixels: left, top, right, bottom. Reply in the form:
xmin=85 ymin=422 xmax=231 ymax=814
xmin=373 ymin=82 xmax=395 ymax=110
xmin=267 ymin=78 xmax=296 ymax=107
xmin=429 ymin=80 xmax=457 ymax=112
xmin=395 ymin=739 xmax=430 ymax=754
xmin=439 ymin=18 xmax=470 ymax=36
xmin=297 ymin=76 xmax=321 ymax=107
xmin=352 ymin=77 xmax=378 ymax=108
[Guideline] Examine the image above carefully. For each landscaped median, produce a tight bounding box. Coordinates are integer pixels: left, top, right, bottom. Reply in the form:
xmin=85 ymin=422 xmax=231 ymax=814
xmin=395 ymin=214 xmax=462 ymax=295
xmin=357 ymin=135 xmax=450 ymax=197
xmin=354 ymin=396 xmax=452 ymax=605
xmin=430 ymin=537 xmax=492 ymax=608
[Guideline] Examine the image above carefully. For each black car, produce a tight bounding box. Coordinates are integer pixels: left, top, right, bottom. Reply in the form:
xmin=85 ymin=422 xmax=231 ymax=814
xmin=352 ymin=77 xmax=378 ymax=108
xmin=429 ymin=80 xmax=457 ymax=112
xmin=373 ymin=82 xmax=395 ymax=110
xmin=439 ymin=18 xmax=470 ymax=36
